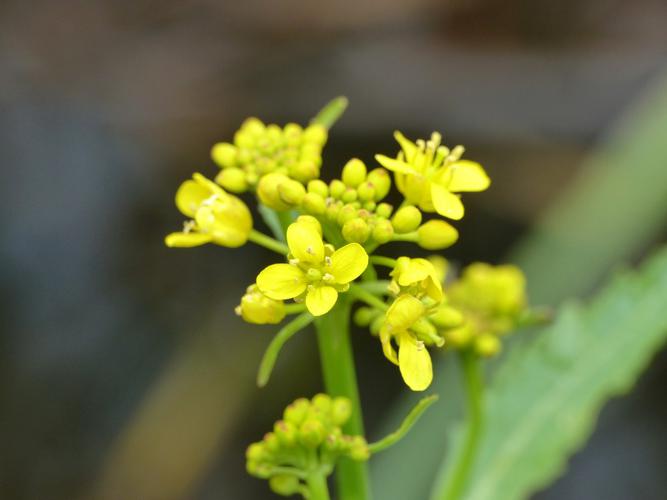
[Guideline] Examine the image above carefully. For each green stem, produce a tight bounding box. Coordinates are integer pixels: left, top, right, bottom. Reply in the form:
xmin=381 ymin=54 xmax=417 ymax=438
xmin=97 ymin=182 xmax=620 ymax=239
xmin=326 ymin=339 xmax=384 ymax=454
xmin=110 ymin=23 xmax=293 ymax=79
xmin=355 ymin=280 xmax=391 ymax=296
xmin=438 ymin=350 xmax=484 ymax=500
xmin=306 ymin=471 xmax=331 ymax=500
xmin=315 ymin=296 xmax=371 ymax=500
xmin=248 ymin=229 xmax=289 ymax=255
xmin=370 ymin=255 xmax=398 ymax=268
xmin=349 ymin=285 xmax=389 ymax=311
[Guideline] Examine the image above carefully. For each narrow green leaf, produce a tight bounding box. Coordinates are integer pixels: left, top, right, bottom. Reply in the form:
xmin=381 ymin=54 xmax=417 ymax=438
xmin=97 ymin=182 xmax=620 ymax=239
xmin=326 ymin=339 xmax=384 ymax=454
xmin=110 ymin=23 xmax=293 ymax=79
xmin=257 ymin=204 xmax=287 ymax=242
xmin=434 ymin=247 xmax=667 ymax=500
xmin=368 ymin=395 xmax=439 ymax=454
xmin=257 ymin=312 xmax=314 ymax=387
xmin=310 ymin=96 xmax=349 ymax=130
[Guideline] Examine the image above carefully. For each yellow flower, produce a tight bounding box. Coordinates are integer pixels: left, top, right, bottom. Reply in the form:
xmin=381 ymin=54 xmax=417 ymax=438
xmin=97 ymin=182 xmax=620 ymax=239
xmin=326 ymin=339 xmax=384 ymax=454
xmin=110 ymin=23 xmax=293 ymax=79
xmin=255 ymin=218 xmax=368 ymax=316
xmin=235 ymin=285 xmax=285 ymax=324
xmin=165 ymin=173 xmax=252 ymax=248
xmin=375 ymin=131 xmax=490 ymax=220
xmin=389 ymin=256 xmax=443 ymax=303
xmin=380 ymin=294 xmax=435 ymax=391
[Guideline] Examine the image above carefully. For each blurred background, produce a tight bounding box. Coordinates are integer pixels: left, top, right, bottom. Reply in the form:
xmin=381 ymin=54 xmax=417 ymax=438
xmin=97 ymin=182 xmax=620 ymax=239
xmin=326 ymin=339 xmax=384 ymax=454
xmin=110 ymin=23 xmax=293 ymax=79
xmin=1 ymin=0 xmax=666 ymax=499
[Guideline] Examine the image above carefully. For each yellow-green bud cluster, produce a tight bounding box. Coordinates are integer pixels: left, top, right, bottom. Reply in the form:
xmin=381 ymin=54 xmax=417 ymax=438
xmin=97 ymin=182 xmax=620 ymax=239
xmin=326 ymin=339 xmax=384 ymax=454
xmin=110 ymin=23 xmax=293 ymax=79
xmin=212 ymin=118 xmax=328 ymax=193
xmin=235 ymin=284 xmax=286 ymax=324
xmin=246 ymin=394 xmax=369 ymax=496
xmin=442 ymin=263 xmax=528 ymax=357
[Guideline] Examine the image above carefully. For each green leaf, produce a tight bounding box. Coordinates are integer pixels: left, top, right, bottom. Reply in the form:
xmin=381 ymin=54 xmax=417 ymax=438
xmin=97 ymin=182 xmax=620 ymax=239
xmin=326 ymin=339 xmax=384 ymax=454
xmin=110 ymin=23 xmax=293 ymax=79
xmin=310 ymin=96 xmax=349 ymax=130
xmin=257 ymin=204 xmax=287 ymax=242
xmin=368 ymin=395 xmax=439 ymax=454
xmin=433 ymin=247 xmax=667 ymax=500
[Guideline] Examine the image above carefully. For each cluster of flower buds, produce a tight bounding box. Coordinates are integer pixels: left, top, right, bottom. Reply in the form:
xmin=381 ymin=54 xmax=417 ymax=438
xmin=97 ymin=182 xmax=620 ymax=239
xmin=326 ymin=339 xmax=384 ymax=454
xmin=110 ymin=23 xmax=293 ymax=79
xmin=442 ymin=262 xmax=528 ymax=357
xmin=212 ymin=118 xmax=328 ymax=192
xmin=246 ymin=394 xmax=369 ymax=497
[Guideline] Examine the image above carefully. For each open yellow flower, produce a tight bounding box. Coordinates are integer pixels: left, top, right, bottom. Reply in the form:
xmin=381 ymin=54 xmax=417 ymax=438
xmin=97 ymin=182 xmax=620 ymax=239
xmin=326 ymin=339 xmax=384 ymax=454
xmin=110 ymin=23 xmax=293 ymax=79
xmin=256 ymin=218 xmax=368 ymax=316
xmin=165 ymin=173 xmax=252 ymax=248
xmin=389 ymin=256 xmax=443 ymax=303
xmin=380 ymin=294 xmax=436 ymax=391
xmin=375 ymin=131 xmax=490 ymax=220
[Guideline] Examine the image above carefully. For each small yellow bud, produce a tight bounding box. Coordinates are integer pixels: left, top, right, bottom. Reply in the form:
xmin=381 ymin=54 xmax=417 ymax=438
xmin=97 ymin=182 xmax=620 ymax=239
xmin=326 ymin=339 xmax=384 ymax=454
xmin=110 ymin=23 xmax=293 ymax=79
xmin=363 ymin=201 xmax=377 ymax=212
xmin=391 ymin=205 xmax=422 ymax=233
xmin=302 ymin=192 xmax=327 ymax=215
xmin=329 ymin=179 xmax=346 ymax=199
xmin=417 ymin=220 xmax=459 ymax=250
xmin=274 ymin=420 xmax=298 ymax=445
xmin=375 ymin=202 xmax=393 ymax=219
xmin=211 ymin=142 xmax=237 ymax=168
xmin=429 ymin=306 xmax=463 ymax=329
xmin=289 ymin=159 xmax=319 ymax=183
xmin=357 ymin=182 xmax=376 ymax=202
xmin=354 ymin=307 xmax=377 ymax=327
xmin=341 ymin=187 xmax=358 ymax=203
xmin=299 ymin=419 xmax=326 ymax=447
xmin=246 ymin=442 xmax=266 ymax=461
xmin=372 ymin=219 xmax=394 ymax=244
xmin=307 ymin=179 xmax=329 ymax=198
xmin=284 ymin=398 xmax=310 ymax=426
xmin=215 ymin=167 xmax=247 ymax=193
xmin=269 ymin=475 xmax=301 ymax=496
xmin=367 ymin=168 xmax=391 ymax=201
xmin=278 ymin=178 xmax=306 ymax=206
xmin=325 ymin=200 xmax=342 ymax=221
xmin=236 ymin=285 xmax=285 ymax=324
xmin=342 ymin=218 xmax=370 ymax=243
xmin=257 ymin=172 xmax=291 ymax=211
xmin=331 ymin=397 xmax=352 ymax=426
xmin=337 ymin=204 xmax=358 ymax=226
xmin=303 ymin=124 xmax=328 ymax=145
xmin=347 ymin=436 xmax=370 ymax=461
xmin=475 ymin=333 xmax=501 ymax=357
xmin=342 ymin=158 xmax=367 ymax=188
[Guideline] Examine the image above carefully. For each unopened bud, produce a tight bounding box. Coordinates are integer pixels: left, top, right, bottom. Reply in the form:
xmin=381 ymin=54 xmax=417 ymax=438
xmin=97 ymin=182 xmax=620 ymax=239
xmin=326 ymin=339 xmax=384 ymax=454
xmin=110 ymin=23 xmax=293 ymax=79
xmin=417 ymin=220 xmax=459 ymax=250
xmin=237 ymin=286 xmax=285 ymax=324
xmin=367 ymin=168 xmax=391 ymax=200
xmin=329 ymin=179 xmax=346 ymax=199
xmin=331 ymin=397 xmax=352 ymax=426
xmin=299 ymin=419 xmax=326 ymax=447
xmin=375 ymin=202 xmax=393 ymax=219
xmin=337 ymin=204 xmax=358 ymax=226
xmin=302 ymin=192 xmax=326 ymax=215
xmin=342 ymin=158 xmax=367 ymax=188
xmin=341 ymin=187 xmax=358 ymax=203
xmin=347 ymin=436 xmax=370 ymax=461
xmin=215 ymin=167 xmax=247 ymax=193
xmin=269 ymin=475 xmax=301 ymax=496
xmin=342 ymin=218 xmax=370 ymax=243
xmin=257 ymin=173 xmax=291 ymax=211
xmin=391 ymin=205 xmax=422 ymax=233
xmin=474 ymin=333 xmax=501 ymax=357
xmin=357 ymin=182 xmax=376 ymax=202
xmin=284 ymin=398 xmax=310 ymax=426
xmin=444 ymin=325 xmax=473 ymax=347
xmin=372 ymin=219 xmax=394 ymax=244
xmin=278 ymin=179 xmax=306 ymax=206
xmin=274 ymin=420 xmax=298 ymax=445
xmin=211 ymin=142 xmax=237 ymax=168
xmin=307 ymin=179 xmax=329 ymax=198
xmin=429 ymin=306 xmax=463 ymax=329
xmin=289 ymin=160 xmax=319 ymax=183
xmin=303 ymin=124 xmax=328 ymax=146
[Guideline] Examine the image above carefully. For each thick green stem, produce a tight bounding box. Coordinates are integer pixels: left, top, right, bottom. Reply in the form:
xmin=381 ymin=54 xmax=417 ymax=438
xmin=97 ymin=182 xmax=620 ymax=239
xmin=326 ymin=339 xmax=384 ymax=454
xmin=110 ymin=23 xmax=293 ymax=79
xmin=315 ymin=296 xmax=371 ymax=500
xmin=306 ymin=472 xmax=331 ymax=500
xmin=438 ymin=351 xmax=484 ymax=500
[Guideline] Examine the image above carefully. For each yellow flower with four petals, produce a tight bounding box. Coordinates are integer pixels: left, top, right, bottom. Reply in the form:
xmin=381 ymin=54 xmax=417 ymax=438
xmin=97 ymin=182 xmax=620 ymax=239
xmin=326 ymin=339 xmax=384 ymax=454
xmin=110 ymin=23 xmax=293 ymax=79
xmin=256 ymin=217 xmax=369 ymax=316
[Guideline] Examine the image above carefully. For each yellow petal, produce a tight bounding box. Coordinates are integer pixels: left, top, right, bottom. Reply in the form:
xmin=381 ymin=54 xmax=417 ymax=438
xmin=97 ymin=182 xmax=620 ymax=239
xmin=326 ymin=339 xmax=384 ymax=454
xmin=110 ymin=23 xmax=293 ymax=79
xmin=374 ymin=154 xmax=416 ymax=175
xmin=447 ymin=160 xmax=490 ymax=192
xmin=256 ymin=264 xmax=307 ymax=300
xmin=164 ymin=231 xmax=212 ymax=247
xmin=175 ymin=180 xmax=211 ymax=217
xmin=287 ymin=221 xmax=324 ymax=264
xmin=393 ymin=131 xmax=418 ymax=162
xmin=385 ymin=294 xmax=424 ymax=331
xmin=329 ymin=243 xmax=369 ymax=284
xmin=398 ymin=332 xmax=433 ymax=391
xmin=306 ymin=286 xmax=338 ymax=316
xmin=431 ymin=183 xmax=464 ymax=220
xmin=192 ymin=172 xmax=226 ymax=197
xmin=380 ymin=327 xmax=399 ymax=365
xmin=397 ymin=258 xmax=433 ymax=287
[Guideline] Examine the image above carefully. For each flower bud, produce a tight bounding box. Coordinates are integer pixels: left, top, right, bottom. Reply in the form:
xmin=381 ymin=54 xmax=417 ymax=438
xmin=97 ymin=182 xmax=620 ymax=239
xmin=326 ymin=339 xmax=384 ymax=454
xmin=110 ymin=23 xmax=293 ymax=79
xmin=278 ymin=178 xmax=306 ymax=206
xmin=246 ymin=442 xmax=266 ymax=461
xmin=347 ymin=436 xmax=370 ymax=461
xmin=236 ymin=285 xmax=285 ymax=324
xmin=274 ymin=420 xmax=298 ymax=446
xmin=329 ymin=179 xmax=346 ymax=199
xmin=307 ymin=179 xmax=329 ymax=198
xmin=429 ymin=306 xmax=463 ymax=329
xmin=354 ymin=307 xmax=377 ymax=327
xmin=257 ymin=172 xmax=291 ymax=211
xmin=337 ymin=204 xmax=358 ymax=226
xmin=417 ymin=220 xmax=459 ymax=250
xmin=269 ymin=475 xmax=301 ymax=496
xmin=325 ymin=200 xmax=342 ymax=221
xmin=215 ymin=167 xmax=247 ymax=193
xmin=372 ymin=219 xmax=394 ymax=244
xmin=363 ymin=201 xmax=377 ymax=212
xmin=311 ymin=393 xmax=332 ymax=414
xmin=357 ymin=182 xmax=376 ymax=202
xmin=211 ymin=142 xmax=237 ymax=168
xmin=331 ymin=397 xmax=352 ymax=426
xmin=342 ymin=218 xmax=370 ymax=243
xmin=391 ymin=205 xmax=422 ymax=233
xmin=289 ymin=159 xmax=319 ymax=183
xmin=367 ymin=168 xmax=391 ymax=200
xmin=303 ymin=124 xmax=328 ymax=145
xmin=444 ymin=325 xmax=473 ymax=347
xmin=284 ymin=398 xmax=310 ymax=426
xmin=341 ymin=187 xmax=358 ymax=203
xmin=375 ymin=202 xmax=393 ymax=219
xmin=302 ymin=192 xmax=326 ymax=215
xmin=342 ymin=158 xmax=367 ymax=188
xmin=299 ymin=419 xmax=326 ymax=447
xmin=474 ymin=333 xmax=501 ymax=357
xmin=263 ymin=432 xmax=281 ymax=453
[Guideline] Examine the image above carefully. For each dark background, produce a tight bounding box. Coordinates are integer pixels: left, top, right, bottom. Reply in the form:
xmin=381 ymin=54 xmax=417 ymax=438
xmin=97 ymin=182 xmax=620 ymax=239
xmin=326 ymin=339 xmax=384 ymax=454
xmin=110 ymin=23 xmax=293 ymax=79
xmin=1 ymin=1 xmax=666 ymax=499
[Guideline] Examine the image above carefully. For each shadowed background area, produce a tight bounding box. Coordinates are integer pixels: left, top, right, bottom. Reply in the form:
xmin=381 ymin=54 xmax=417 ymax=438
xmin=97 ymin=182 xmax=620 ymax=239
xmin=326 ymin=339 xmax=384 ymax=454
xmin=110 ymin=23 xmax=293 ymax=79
xmin=1 ymin=0 xmax=666 ymax=499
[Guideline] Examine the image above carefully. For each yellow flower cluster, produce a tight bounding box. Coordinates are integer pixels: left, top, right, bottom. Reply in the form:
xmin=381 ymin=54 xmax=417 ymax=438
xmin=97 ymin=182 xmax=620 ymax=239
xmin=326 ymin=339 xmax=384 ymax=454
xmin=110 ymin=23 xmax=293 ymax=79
xmin=246 ymin=394 xmax=369 ymax=497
